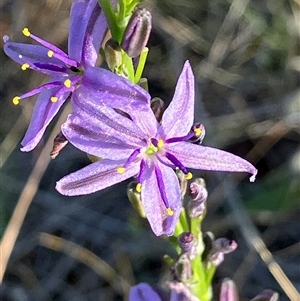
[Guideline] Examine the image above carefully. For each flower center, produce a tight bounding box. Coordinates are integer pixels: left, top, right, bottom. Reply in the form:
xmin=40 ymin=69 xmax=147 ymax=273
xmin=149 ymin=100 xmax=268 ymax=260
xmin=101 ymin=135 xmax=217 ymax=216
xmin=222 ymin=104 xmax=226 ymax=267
xmin=145 ymin=143 xmax=158 ymax=155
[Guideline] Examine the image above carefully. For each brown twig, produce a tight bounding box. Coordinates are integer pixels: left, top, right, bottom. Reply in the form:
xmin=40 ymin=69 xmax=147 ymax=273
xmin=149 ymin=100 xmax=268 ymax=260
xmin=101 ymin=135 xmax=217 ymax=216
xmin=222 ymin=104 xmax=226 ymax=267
xmin=37 ymin=232 xmax=131 ymax=298
xmin=0 ymin=103 xmax=71 ymax=283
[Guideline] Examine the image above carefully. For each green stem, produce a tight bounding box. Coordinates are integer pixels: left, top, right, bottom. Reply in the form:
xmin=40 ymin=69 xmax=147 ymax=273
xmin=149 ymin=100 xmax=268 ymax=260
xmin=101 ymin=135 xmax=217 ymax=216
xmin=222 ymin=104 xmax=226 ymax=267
xmin=134 ymin=47 xmax=148 ymax=83
xmin=98 ymin=0 xmax=120 ymax=41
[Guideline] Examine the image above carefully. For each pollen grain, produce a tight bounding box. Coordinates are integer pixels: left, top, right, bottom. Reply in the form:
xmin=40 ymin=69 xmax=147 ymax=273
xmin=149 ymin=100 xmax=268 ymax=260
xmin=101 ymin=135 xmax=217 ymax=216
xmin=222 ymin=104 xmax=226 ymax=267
xmin=64 ymin=79 xmax=72 ymax=88
xmin=22 ymin=28 xmax=30 ymax=37
xmin=117 ymin=167 xmax=126 ymax=174
xmin=136 ymin=183 xmax=142 ymax=193
xmin=167 ymin=207 xmax=174 ymax=216
xmin=185 ymin=172 xmax=193 ymax=180
xmin=47 ymin=50 xmax=54 ymax=58
xmin=51 ymin=96 xmax=58 ymax=103
xmin=194 ymin=128 xmax=202 ymax=137
xmin=157 ymin=139 xmax=164 ymax=148
xmin=21 ymin=63 xmax=30 ymax=70
xmin=12 ymin=96 xmax=20 ymax=105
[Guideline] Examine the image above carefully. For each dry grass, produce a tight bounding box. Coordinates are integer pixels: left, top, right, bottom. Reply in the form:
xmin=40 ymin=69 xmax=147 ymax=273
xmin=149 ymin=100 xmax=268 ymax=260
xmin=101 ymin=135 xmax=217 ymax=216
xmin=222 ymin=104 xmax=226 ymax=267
xmin=1 ymin=0 xmax=299 ymax=300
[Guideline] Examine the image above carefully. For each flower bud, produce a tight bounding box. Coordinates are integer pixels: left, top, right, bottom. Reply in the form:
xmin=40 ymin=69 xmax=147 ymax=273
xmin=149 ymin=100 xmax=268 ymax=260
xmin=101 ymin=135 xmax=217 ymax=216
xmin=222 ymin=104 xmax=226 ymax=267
xmin=250 ymin=290 xmax=279 ymax=301
xmin=104 ymin=38 xmax=122 ymax=71
xmin=173 ymin=254 xmax=193 ymax=282
xmin=121 ymin=8 xmax=152 ymax=58
xmin=178 ymin=232 xmax=197 ymax=258
xmin=220 ymin=278 xmax=239 ymax=301
xmin=176 ymin=169 xmax=188 ymax=198
xmin=127 ymin=181 xmax=146 ymax=218
xmin=188 ymin=123 xmax=205 ymax=144
xmin=151 ymin=97 xmax=165 ymax=122
xmin=187 ymin=178 xmax=208 ymax=218
xmin=209 ymin=238 xmax=238 ymax=266
xmin=50 ymin=131 xmax=68 ymax=159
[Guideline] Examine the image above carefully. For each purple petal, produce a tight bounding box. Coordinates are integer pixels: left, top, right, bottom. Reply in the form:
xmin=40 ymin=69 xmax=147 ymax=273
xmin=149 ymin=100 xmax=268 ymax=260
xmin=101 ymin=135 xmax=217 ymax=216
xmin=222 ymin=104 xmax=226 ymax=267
xmin=140 ymin=160 xmax=182 ymax=236
xmin=220 ymin=279 xmax=239 ymax=301
xmin=69 ymin=0 xmax=107 ymax=67
xmin=129 ymin=283 xmax=162 ymax=301
xmin=3 ymin=42 xmax=70 ymax=76
xmin=161 ymin=61 xmax=195 ymax=139
xmin=71 ymin=94 xmax=149 ymax=144
xmin=74 ymin=66 xmax=151 ymax=114
xmin=129 ymin=106 xmax=159 ymax=140
xmin=61 ymin=113 xmax=142 ymax=159
xmin=56 ymin=159 xmax=139 ymax=196
xmin=21 ymin=88 xmax=70 ymax=152
xmin=167 ymin=142 xmax=257 ymax=181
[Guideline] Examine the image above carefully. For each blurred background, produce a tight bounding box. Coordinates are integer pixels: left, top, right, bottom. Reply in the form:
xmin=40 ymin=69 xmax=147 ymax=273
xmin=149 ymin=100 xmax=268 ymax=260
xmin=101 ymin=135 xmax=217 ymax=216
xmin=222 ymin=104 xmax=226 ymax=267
xmin=0 ymin=0 xmax=299 ymax=300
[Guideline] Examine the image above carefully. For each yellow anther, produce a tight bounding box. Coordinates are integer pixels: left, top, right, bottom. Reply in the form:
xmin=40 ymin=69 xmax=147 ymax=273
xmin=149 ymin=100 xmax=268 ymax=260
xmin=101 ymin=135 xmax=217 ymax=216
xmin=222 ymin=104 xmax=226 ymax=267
xmin=50 ymin=96 xmax=58 ymax=103
xmin=136 ymin=183 xmax=142 ymax=193
xmin=12 ymin=96 xmax=20 ymax=105
xmin=117 ymin=167 xmax=126 ymax=174
xmin=47 ymin=50 xmax=54 ymax=58
xmin=157 ymin=139 xmax=164 ymax=148
xmin=185 ymin=172 xmax=193 ymax=180
xmin=167 ymin=207 xmax=174 ymax=216
xmin=22 ymin=28 xmax=30 ymax=37
xmin=64 ymin=79 xmax=72 ymax=88
xmin=21 ymin=63 xmax=30 ymax=70
xmin=194 ymin=128 xmax=202 ymax=137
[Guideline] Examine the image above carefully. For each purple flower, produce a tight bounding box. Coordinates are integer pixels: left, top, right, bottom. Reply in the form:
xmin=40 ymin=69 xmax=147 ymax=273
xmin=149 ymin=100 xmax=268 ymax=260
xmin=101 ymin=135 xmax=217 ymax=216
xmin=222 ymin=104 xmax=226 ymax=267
xmin=129 ymin=283 xmax=192 ymax=301
xmin=56 ymin=61 xmax=257 ymax=236
xmin=3 ymin=0 xmax=142 ymax=151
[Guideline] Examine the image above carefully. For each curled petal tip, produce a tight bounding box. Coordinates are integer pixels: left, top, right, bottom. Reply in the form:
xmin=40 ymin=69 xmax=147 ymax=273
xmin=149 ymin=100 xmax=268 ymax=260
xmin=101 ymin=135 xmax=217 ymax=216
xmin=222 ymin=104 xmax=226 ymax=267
xmin=3 ymin=35 xmax=9 ymax=43
xmin=250 ymin=173 xmax=257 ymax=182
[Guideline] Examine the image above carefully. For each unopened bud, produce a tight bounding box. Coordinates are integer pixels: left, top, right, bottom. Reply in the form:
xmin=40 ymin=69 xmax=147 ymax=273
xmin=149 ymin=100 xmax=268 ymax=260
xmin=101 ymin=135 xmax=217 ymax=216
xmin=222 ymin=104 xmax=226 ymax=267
xmin=178 ymin=232 xmax=197 ymax=258
xmin=50 ymin=131 xmax=68 ymax=159
xmin=151 ymin=97 xmax=165 ymax=122
xmin=209 ymin=238 xmax=238 ymax=266
xmin=220 ymin=278 xmax=239 ymax=301
xmin=188 ymin=123 xmax=205 ymax=144
xmin=176 ymin=169 xmax=188 ymax=198
xmin=121 ymin=8 xmax=152 ymax=58
xmin=250 ymin=290 xmax=279 ymax=301
xmin=104 ymin=39 xmax=122 ymax=71
xmin=187 ymin=178 xmax=208 ymax=218
xmin=138 ymin=77 xmax=148 ymax=91
xmin=127 ymin=181 xmax=146 ymax=218
xmin=173 ymin=254 xmax=193 ymax=282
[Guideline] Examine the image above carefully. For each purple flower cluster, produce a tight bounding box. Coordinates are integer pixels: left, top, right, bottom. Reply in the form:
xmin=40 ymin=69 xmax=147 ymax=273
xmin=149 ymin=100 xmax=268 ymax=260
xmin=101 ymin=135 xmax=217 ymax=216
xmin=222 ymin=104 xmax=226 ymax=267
xmin=4 ymin=0 xmax=257 ymax=237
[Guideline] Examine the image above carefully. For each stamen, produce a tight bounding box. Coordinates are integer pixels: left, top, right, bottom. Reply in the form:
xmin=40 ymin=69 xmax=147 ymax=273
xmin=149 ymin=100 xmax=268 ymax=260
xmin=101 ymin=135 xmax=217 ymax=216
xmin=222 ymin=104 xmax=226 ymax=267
xmin=124 ymin=149 xmax=141 ymax=168
xmin=12 ymin=96 xmax=20 ymax=105
xmin=157 ymin=139 xmax=164 ymax=148
xmin=21 ymin=63 xmax=30 ymax=70
xmin=117 ymin=167 xmax=126 ymax=174
xmin=22 ymin=28 xmax=30 ymax=37
xmin=47 ymin=50 xmax=54 ymax=58
xmin=155 ymin=165 xmax=170 ymax=209
xmin=64 ymin=79 xmax=72 ymax=88
xmin=165 ymin=152 xmax=188 ymax=174
xmin=185 ymin=172 xmax=193 ymax=180
xmin=166 ymin=207 xmax=174 ymax=216
xmin=136 ymin=183 xmax=142 ymax=192
xmin=50 ymin=96 xmax=58 ymax=103
xmin=194 ymin=127 xmax=202 ymax=137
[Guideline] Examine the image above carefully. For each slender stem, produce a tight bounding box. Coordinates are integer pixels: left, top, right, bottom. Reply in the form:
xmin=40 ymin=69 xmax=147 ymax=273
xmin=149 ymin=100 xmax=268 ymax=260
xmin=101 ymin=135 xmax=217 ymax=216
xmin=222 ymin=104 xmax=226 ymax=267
xmin=134 ymin=47 xmax=148 ymax=83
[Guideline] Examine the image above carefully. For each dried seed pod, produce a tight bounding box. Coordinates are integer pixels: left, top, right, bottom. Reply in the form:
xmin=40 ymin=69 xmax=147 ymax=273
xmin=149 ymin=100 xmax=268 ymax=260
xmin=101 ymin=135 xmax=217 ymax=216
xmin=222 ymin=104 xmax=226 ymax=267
xmin=104 ymin=38 xmax=122 ymax=71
